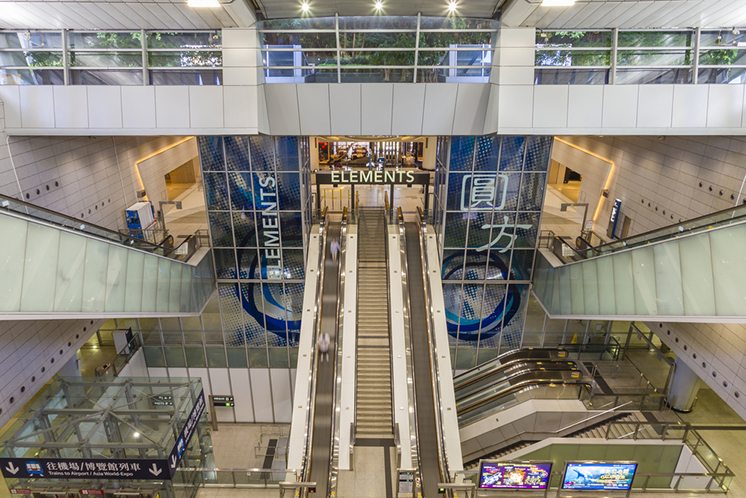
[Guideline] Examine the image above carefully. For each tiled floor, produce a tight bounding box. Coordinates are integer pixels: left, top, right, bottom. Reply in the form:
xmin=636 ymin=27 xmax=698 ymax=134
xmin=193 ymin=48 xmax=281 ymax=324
xmin=210 ymin=423 xmax=290 ymax=470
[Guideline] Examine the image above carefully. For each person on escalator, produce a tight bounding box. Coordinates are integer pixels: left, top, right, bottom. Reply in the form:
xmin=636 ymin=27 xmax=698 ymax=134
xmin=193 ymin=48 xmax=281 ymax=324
xmin=330 ymin=238 xmax=341 ymax=263
xmin=317 ymin=332 xmax=331 ymax=363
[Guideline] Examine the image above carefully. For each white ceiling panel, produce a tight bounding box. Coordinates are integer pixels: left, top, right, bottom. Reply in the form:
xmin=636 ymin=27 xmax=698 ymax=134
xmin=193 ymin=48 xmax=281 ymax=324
xmin=503 ymin=0 xmax=746 ymax=29
xmin=255 ymin=0 xmax=501 ymax=19
xmin=0 ymin=0 xmax=256 ymax=29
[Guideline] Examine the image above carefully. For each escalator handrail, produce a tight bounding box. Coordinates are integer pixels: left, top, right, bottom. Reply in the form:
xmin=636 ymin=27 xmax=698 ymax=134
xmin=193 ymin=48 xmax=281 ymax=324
xmin=300 ymin=212 xmax=329 ymax=483
xmin=454 ymin=360 xmax=579 ymax=395
xmin=0 ymin=192 xmax=167 ymax=253
xmin=557 ymin=201 xmax=746 ymax=265
xmin=454 ymin=347 xmax=566 ymax=382
xmin=457 ymin=377 xmax=592 ymax=417
xmin=410 ymin=218 xmax=450 ymax=484
xmin=457 ymin=369 xmax=583 ymax=409
xmin=454 ymin=358 xmax=577 ymax=391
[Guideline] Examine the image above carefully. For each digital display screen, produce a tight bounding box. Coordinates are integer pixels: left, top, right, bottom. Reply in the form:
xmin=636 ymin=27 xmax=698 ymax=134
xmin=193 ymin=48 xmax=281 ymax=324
xmin=478 ymin=462 xmax=552 ymax=490
xmin=562 ymin=462 xmax=638 ymax=491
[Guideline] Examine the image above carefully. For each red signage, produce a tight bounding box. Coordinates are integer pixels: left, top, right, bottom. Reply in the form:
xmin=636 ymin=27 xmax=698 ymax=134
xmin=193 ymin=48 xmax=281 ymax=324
xmin=9 ymin=489 xmax=32 ymax=495
xmin=80 ymin=490 xmax=105 ymax=495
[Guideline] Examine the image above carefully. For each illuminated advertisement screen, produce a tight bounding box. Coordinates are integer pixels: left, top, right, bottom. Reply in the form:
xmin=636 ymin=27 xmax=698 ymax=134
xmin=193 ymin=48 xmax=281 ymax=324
xmin=562 ymin=462 xmax=638 ymax=491
xmin=478 ymin=462 xmax=552 ymax=490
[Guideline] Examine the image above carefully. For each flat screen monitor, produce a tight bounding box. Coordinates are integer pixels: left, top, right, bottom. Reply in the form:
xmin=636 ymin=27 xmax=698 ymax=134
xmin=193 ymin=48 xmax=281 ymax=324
xmin=478 ymin=461 xmax=552 ymax=490
xmin=561 ymin=462 xmax=638 ymax=491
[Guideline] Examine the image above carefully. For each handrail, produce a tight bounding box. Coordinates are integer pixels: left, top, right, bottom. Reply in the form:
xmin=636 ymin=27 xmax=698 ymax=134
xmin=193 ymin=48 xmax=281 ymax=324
xmin=327 ymin=208 xmax=347 ymax=497
xmin=414 ymin=219 xmax=452 ymax=486
xmin=453 ymin=347 xmax=567 ymax=381
xmin=397 ymin=213 xmax=422 ymax=493
xmin=454 ymin=359 xmax=578 ymax=393
xmin=298 ymin=210 xmax=329 ymax=489
xmin=458 ymin=378 xmax=593 ymax=417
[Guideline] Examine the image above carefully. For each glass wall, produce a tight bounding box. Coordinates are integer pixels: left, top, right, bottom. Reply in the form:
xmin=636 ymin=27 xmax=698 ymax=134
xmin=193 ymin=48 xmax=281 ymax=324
xmin=259 ymin=16 xmax=495 ymax=83
xmin=433 ymin=135 xmax=552 ymax=370
xmin=536 ymin=28 xmax=746 ymax=85
xmin=199 ymin=136 xmax=312 ymax=368
xmin=0 ymin=30 xmax=221 ymax=85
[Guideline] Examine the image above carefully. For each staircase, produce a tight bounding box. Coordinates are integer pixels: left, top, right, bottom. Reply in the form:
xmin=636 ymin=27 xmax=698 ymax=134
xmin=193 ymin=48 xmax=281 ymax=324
xmin=573 ymin=412 xmax=659 ymax=440
xmin=355 ymin=209 xmax=394 ymax=440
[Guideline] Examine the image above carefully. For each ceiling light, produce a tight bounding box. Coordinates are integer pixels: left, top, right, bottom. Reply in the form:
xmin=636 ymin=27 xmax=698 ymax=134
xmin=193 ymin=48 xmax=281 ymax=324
xmin=447 ymin=0 xmax=458 ymax=14
xmin=300 ymin=1 xmax=311 ymax=13
xmin=541 ymin=0 xmax=575 ymax=6
xmin=374 ymin=0 xmax=383 ymax=11
xmin=132 ymin=432 xmax=141 ymax=439
xmin=187 ymin=0 xmax=220 ymax=8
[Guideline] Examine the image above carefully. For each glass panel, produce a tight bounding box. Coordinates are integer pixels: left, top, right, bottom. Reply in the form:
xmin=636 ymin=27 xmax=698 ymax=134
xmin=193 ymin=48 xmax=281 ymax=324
xmin=165 ymin=346 xmax=186 ymax=367
xmin=206 ymin=346 xmax=228 ymax=367
xmin=104 ymin=245 xmax=128 ymax=312
xmin=709 ymin=226 xmax=746 ymax=315
xmin=70 ymin=51 xmax=142 ymax=67
xmin=338 ymin=16 xmax=417 ymax=30
xmin=420 ymin=32 xmax=492 ymax=47
xmin=534 ymin=67 xmax=609 ymax=84
xmin=148 ymin=51 xmax=221 ymax=67
xmin=70 ymin=69 xmax=143 ymax=85
xmin=149 ymin=69 xmax=221 ymax=85
xmin=617 ymin=49 xmax=691 ymax=66
xmin=69 ymin=31 xmax=142 ymax=49
xmin=147 ymin=31 xmax=221 ymax=49
xmin=536 ymin=50 xmax=611 ymax=66
xmin=21 ymin=224 xmax=59 ymax=311
xmin=141 ymin=255 xmax=159 ymax=312
xmin=699 ymin=48 xmax=746 ymax=66
xmin=339 ymin=32 xmax=416 ymax=49
xmin=618 ymin=31 xmax=694 ymax=47
xmin=260 ymin=17 xmax=337 ymax=30
xmin=0 ymin=31 xmax=62 ymax=49
xmin=419 ymin=17 xmax=494 ymax=29
xmin=261 ymin=32 xmax=337 ymax=48
xmin=55 ymin=231 xmax=86 ymax=312
xmin=536 ymin=30 xmax=612 ymax=48
xmin=615 ymin=68 xmax=692 ymax=84
xmin=143 ymin=346 xmax=166 ymax=367
xmin=226 ymin=347 xmax=248 ymax=367
xmin=0 ymin=69 xmax=64 ymax=84
xmin=185 ymin=346 xmax=206 ymax=367
xmin=700 ymin=30 xmax=746 ymax=47
xmin=156 ymin=258 xmax=172 ymax=312
xmin=82 ymin=239 xmax=109 ymax=312
xmin=0 ymin=51 xmax=63 ymax=66
xmin=338 ymin=50 xmax=415 ymax=66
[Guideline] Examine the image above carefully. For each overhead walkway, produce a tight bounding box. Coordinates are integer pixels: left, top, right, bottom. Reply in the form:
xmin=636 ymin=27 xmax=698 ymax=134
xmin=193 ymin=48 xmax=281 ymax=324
xmin=534 ymin=203 xmax=746 ymax=321
xmin=0 ymin=193 xmax=214 ymax=318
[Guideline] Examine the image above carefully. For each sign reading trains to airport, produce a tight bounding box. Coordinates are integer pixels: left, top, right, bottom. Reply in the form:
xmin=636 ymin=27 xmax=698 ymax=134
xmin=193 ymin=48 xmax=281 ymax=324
xmin=478 ymin=461 xmax=552 ymax=490
xmin=562 ymin=462 xmax=638 ymax=491
xmin=0 ymin=390 xmax=206 ymax=481
xmin=316 ymin=170 xmax=429 ymax=185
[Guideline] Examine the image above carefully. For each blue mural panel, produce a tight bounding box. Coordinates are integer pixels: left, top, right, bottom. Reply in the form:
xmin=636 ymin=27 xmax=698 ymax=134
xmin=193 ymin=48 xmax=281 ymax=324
xmin=199 ymin=136 xmax=225 ymax=171
xmin=225 ymin=136 xmax=250 ymax=171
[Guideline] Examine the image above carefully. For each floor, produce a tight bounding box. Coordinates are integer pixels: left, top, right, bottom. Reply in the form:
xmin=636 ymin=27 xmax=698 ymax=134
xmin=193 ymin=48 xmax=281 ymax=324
xmin=210 ymin=423 xmax=290 ymax=470
xmin=336 ymin=446 xmax=396 ymax=498
xmin=540 ymin=184 xmax=586 ymax=238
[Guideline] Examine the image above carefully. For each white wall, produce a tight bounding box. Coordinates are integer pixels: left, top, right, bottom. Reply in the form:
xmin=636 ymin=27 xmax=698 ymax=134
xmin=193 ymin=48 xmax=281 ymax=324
xmin=0 ymin=318 xmax=104 ymax=427
xmin=555 ymin=136 xmax=746 ymax=237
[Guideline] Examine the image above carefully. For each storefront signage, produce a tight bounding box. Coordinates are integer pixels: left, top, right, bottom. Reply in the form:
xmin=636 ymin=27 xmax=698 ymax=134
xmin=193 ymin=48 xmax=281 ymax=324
xmin=80 ymin=489 xmax=105 ymax=495
xmin=0 ymin=390 xmax=206 ymax=481
xmin=316 ymin=170 xmax=429 ymax=185
xmin=211 ymin=395 xmax=235 ymax=407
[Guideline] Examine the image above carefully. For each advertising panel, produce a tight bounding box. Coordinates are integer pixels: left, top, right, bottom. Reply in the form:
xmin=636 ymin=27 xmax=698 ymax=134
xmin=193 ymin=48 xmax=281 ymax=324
xmin=562 ymin=462 xmax=638 ymax=491
xmin=478 ymin=461 xmax=552 ymax=490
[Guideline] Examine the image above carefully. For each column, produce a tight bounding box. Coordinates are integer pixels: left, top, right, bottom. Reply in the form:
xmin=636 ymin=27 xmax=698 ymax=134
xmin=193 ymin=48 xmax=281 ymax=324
xmin=666 ymin=357 xmax=702 ymax=412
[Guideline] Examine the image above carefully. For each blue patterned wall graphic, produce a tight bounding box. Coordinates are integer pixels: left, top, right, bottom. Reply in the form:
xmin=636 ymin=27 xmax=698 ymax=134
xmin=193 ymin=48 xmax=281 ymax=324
xmin=200 ymin=136 xmax=310 ymax=348
xmin=435 ymin=134 xmax=551 ymax=361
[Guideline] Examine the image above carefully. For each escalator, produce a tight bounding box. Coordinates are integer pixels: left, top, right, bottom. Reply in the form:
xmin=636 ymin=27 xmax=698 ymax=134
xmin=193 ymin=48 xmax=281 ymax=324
xmin=403 ymin=221 xmax=444 ymax=497
xmin=534 ymin=202 xmax=746 ymax=319
xmin=306 ymin=222 xmax=342 ymax=498
xmin=0 ymin=192 xmax=213 ymax=316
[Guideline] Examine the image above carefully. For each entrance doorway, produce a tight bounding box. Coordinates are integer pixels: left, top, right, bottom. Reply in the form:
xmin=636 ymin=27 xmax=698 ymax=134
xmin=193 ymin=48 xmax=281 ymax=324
xmin=311 ymin=136 xmax=435 ymax=217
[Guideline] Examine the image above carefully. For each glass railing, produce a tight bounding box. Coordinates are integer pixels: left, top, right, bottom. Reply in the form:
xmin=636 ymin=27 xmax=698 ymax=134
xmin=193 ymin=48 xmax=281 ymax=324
xmin=175 ymin=467 xmax=285 ymax=488
xmin=0 ymin=198 xmax=215 ymax=314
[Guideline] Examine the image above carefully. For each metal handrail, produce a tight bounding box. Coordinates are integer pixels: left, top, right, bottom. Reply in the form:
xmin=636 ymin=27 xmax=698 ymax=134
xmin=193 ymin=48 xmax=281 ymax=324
xmin=298 ymin=209 xmax=329 ymax=489
xmin=413 ymin=209 xmax=451 ymax=486
xmin=453 ymin=347 xmax=567 ymax=381
xmin=396 ymin=212 xmax=422 ymax=493
xmin=454 ymin=359 xmax=578 ymax=393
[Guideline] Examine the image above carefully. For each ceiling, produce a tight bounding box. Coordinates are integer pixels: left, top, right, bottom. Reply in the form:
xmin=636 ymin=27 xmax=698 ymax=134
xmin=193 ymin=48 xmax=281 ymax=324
xmin=502 ymin=0 xmax=746 ymax=29
xmin=254 ymin=0 xmax=501 ymax=19
xmin=0 ymin=0 xmax=255 ymax=29
xmin=0 ymin=0 xmax=745 ymax=31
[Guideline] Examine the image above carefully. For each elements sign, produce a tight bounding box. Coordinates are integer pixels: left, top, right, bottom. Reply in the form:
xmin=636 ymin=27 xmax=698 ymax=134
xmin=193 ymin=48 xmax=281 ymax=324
xmin=316 ymin=170 xmax=429 ymax=186
xmin=0 ymin=390 xmax=206 ymax=481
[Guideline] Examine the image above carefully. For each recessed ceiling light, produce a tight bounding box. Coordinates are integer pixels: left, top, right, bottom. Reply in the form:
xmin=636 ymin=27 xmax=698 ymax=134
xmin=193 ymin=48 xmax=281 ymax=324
xmin=447 ymin=0 xmax=458 ymax=14
xmin=541 ymin=0 xmax=575 ymax=6
xmin=300 ymin=1 xmax=311 ymax=13
xmin=132 ymin=432 xmax=141 ymax=439
xmin=374 ymin=0 xmax=383 ymax=11
xmin=187 ymin=0 xmax=220 ymax=8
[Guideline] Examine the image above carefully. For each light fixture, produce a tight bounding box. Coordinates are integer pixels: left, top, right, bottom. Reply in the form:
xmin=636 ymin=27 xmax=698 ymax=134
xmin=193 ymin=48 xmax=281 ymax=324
xmin=187 ymin=0 xmax=220 ymax=8
xmin=374 ymin=0 xmax=383 ymax=12
xmin=541 ymin=0 xmax=575 ymax=6
xmin=300 ymin=1 xmax=311 ymax=13
xmin=447 ymin=0 xmax=458 ymax=14
xmin=132 ymin=432 xmax=141 ymax=439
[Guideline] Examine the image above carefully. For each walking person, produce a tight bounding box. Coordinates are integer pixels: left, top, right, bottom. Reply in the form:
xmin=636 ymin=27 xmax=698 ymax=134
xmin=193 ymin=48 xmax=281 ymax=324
xmin=330 ymin=237 xmax=341 ymax=263
xmin=317 ymin=332 xmax=331 ymax=363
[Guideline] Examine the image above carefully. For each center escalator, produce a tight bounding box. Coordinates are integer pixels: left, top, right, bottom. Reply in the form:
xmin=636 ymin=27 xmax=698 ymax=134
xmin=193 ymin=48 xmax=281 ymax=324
xmin=307 ymin=222 xmax=342 ymax=497
xmin=403 ymin=221 xmax=444 ymax=497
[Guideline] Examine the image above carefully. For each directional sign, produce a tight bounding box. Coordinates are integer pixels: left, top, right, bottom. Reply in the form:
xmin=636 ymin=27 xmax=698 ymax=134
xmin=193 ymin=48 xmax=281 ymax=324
xmin=211 ymin=395 xmax=234 ymax=407
xmin=80 ymin=490 xmax=105 ymax=495
xmin=167 ymin=390 xmax=206 ymax=477
xmin=0 ymin=458 xmax=169 ymax=481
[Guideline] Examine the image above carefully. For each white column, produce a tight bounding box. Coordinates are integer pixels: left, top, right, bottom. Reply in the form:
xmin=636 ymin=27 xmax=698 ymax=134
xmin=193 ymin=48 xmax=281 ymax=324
xmin=667 ymin=357 xmax=702 ymax=412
